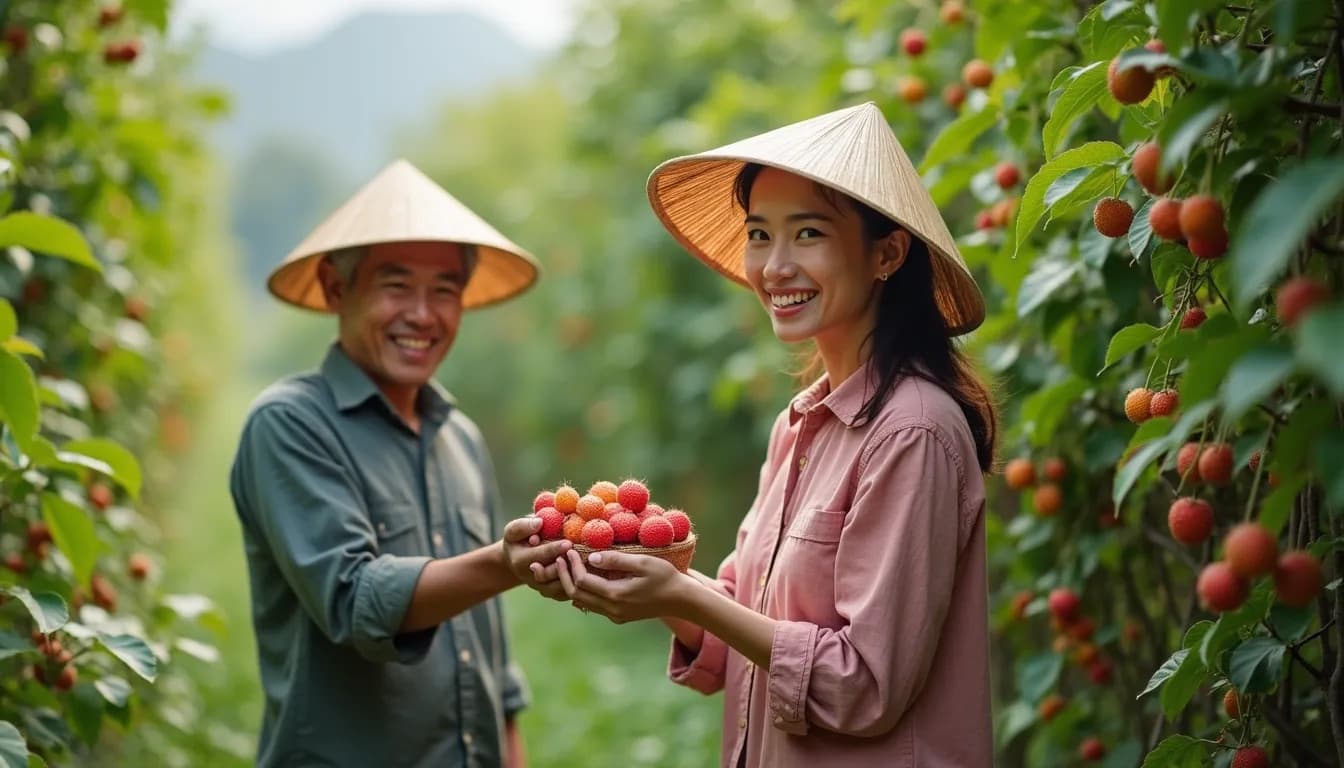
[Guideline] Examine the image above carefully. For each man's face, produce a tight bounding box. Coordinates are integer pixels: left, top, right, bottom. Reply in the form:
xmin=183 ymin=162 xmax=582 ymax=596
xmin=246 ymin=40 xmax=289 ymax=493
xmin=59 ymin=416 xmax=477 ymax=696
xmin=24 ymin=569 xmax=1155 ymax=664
xmin=320 ymin=241 xmax=469 ymax=396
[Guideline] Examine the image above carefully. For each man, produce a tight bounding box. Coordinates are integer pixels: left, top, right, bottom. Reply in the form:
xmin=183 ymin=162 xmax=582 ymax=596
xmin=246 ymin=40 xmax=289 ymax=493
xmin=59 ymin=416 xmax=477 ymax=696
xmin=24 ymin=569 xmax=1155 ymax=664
xmin=230 ymin=159 xmax=570 ymax=767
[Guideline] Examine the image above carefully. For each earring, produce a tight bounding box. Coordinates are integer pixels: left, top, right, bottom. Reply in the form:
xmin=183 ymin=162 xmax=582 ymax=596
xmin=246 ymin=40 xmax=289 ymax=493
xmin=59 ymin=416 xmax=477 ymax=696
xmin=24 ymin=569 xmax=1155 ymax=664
xmin=878 ymin=271 xmax=890 ymax=282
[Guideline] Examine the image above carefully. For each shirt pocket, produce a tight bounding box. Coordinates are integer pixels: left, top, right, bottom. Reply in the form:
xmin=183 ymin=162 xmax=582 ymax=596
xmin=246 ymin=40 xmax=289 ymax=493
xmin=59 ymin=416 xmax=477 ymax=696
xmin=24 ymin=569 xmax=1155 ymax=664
xmin=459 ymin=503 xmax=494 ymax=548
xmin=369 ymin=500 xmax=423 ymax=557
xmin=786 ymin=506 xmax=847 ymax=543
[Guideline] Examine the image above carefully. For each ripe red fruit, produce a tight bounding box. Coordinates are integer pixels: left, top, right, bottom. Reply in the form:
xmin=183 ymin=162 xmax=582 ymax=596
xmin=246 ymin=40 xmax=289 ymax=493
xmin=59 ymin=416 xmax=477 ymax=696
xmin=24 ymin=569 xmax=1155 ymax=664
xmin=617 ymin=480 xmax=649 ymax=513
xmin=1149 ymin=389 xmax=1179 ymax=417
xmin=942 ymin=83 xmax=967 ymax=110
xmin=89 ymin=482 xmax=115 ymax=511
xmin=562 ymin=514 xmax=585 ymax=543
xmin=588 ymin=480 xmax=619 ymax=504
xmin=553 ymin=485 xmax=579 ymax=514
xmin=1247 ymin=451 xmax=1262 ymax=473
xmin=1124 ymin=388 xmax=1153 ymax=423
xmin=1033 ymin=483 xmax=1062 ymax=516
xmin=536 ymin=507 xmax=565 ymax=540
xmin=580 ymin=519 xmax=615 ymax=549
xmin=1042 ymin=458 xmax=1066 ymax=482
xmin=1004 ymin=458 xmax=1035 ymax=490
xmin=1223 ymin=688 xmax=1241 ymax=719
xmin=1180 ymin=306 xmax=1207 ymax=330
xmin=532 ymin=491 xmax=556 ymax=512
xmin=939 ymin=1 xmax=965 ymax=24
xmin=1048 ymin=588 xmax=1081 ymax=623
xmin=1038 ymin=694 xmax=1065 ymax=721
xmin=1198 ymin=562 xmax=1249 ymax=612
xmin=1176 ymin=442 xmax=1203 ymax=482
xmin=3 ymin=25 xmax=28 ymax=55
xmin=1149 ymin=198 xmax=1184 ymax=241
xmin=1179 ymin=194 xmax=1225 ymax=241
xmin=640 ymin=503 xmax=665 ymax=521
xmin=1188 ymin=230 xmax=1228 ymax=260
xmin=638 ymin=515 xmax=675 ymax=548
xmin=975 ymin=210 xmax=995 ymax=230
xmin=1168 ymin=497 xmax=1214 ymax=544
xmin=1224 ymin=523 xmax=1278 ymax=580
xmin=576 ymin=494 xmax=607 ymax=521
xmin=1108 ymin=56 xmax=1154 ymax=104
xmin=962 ymin=59 xmax=993 ymax=89
xmin=103 ymin=40 xmax=141 ymax=64
xmin=663 ymin=509 xmax=692 ymax=541
xmin=1079 ymin=737 xmax=1106 ymax=761
xmin=1198 ymin=443 xmax=1234 ymax=486
xmin=603 ymin=502 xmax=626 ymax=521
xmin=1232 ymin=746 xmax=1268 ymax=768
xmin=99 ymin=5 xmax=126 ymax=28
xmin=4 ymin=553 xmax=26 ymax=574
xmin=1273 ymin=550 xmax=1322 ymax=607
xmin=991 ymin=198 xmax=1016 ymax=227
xmin=900 ymin=29 xmax=927 ymax=56
xmin=91 ymin=573 xmax=118 ymax=612
xmin=897 ymin=76 xmax=927 ymax=103
xmin=1133 ymin=142 xmax=1175 ymax=195
xmin=994 ymin=162 xmax=1020 ymax=189
xmin=55 ymin=665 xmax=77 ymax=691
xmin=1275 ymin=277 xmax=1330 ymax=328
xmin=1087 ymin=658 xmax=1113 ymax=684
xmin=26 ymin=522 xmax=52 ymax=552
xmin=1066 ymin=617 xmax=1096 ymax=642
xmin=124 ymin=295 xmax=149 ymax=322
xmin=608 ymin=511 xmax=641 ymax=544
xmin=1093 ymin=197 xmax=1134 ymax=237
xmin=1144 ymin=39 xmax=1166 ymax=53
xmin=128 ymin=552 xmax=152 ymax=580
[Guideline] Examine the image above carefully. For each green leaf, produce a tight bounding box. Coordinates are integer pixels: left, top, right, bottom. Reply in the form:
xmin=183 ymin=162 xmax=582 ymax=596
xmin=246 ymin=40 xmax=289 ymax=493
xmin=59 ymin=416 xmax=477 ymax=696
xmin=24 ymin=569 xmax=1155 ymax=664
xmin=1181 ymin=328 xmax=1267 ymax=405
xmin=1019 ymin=377 xmax=1089 ymax=447
xmin=1017 ymin=651 xmax=1063 ymax=702
xmin=0 ymin=722 xmax=27 ymax=768
xmin=3 ymin=338 xmax=43 ymax=360
xmin=1156 ymin=92 xmax=1227 ymax=174
xmin=1297 ymin=305 xmax=1344 ymax=397
xmin=995 ymin=701 xmax=1036 ymax=747
xmin=1139 ymin=648 xmax=1188 ymax=698
xmin=1268 ymin=604 xmax=1314 ymax=643
xmin=1047 ymin=169 xmax=1117 ymax=223
xmin=1314 ymin=430 xmax=1344 ymax=510
xmin=1141 ymin=735 xmax=1204 ymax=768
xmin=1277 ymin=399 xmax=1335 ymax=472
xmin=3 ymin=588 xmax=68 ymax=634
xmin=41 ymin=493 xmax=101 ymax=588
xmin=1150 ymin=243 xmax=1189 ymax=308
xmin=125 ymin=0 xmax=170 ymax=31
xmin=0 ymin=631 xmax=28 ymax=662
xmin=1015 ymin=142 xmax=1127 ymax=258
xmin=67 ymin=682 xmax=104 ymax=746
xmin=1259 ymin=474 xmax=1308 ymax=535
xmin=1113 ymin=438 xmax=1170 ymax=509
xmin=1100 ymin=323 xmax=1161 ymax=374
xmin=0 ymin=300 xmax=14 ymax=340
xmin=1227 ymin=636 xmax=1286 ymax=694
xmin=98 ymin=633 xmax=158 ymax=682
xmin=1157 ymin=0 xmax=1222 ymax=52
xmin=920 ymin=108 xmax=999 ymax=173
xmin=1128 ymin=198 xmax=1156 ymax=260
xmin=1045 ymin=168 xmax=1095 ymax=208
xmin=1232 ymin=160 xmax=1344 ymax=310
xmin=1103 ymin=741 xmax=1143 ymax=768
xmin=59 ymin=438 xmax=142 ymax=499
xmin=1200 ymin=586 xmax=1272 ymax=667
xmin=1219 ymin=345 xmax=1296 ymax=421
xmin=1043 ymin=62 xmax=1108 ymax=159
xmin=94 ymin=676 xmax=132 ymax=708
xmin=0 ymin=348 xmax=39 ymax=452
xmin=1017 ymin=259 xmax=1081 ymax=318
xmin=0 ymin=213 xmax=99 ymax=273
xmin=1160 ymin=621 xmax=1213 ymax=720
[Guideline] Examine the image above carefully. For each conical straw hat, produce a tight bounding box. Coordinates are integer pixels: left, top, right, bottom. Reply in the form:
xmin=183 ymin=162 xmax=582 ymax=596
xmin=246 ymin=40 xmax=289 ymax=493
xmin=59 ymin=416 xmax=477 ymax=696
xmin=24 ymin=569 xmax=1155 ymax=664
xmin=647 ymin=102 xmax=984 ymax=336
xmin=267 ymin=159 xmax=539 ymax=311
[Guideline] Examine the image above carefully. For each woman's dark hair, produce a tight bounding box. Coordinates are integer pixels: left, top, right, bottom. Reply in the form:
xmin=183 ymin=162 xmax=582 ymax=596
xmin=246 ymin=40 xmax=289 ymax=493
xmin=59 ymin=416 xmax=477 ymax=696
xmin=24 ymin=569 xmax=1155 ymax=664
xmin=734 ymin=163 xmax=997 ymax=472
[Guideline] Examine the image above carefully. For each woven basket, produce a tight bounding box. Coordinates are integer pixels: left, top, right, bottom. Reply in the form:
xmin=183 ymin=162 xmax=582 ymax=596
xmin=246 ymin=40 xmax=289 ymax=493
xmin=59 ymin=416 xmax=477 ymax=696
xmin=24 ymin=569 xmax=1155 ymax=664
xmin=573 ymin=534 xmax=697 ymax=579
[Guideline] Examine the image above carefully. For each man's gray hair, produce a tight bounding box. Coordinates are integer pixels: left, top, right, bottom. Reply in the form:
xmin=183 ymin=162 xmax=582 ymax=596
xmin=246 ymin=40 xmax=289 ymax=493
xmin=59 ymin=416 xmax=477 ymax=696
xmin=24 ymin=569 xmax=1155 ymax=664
xmin=324 ymin=243 xmax=480 ymax=286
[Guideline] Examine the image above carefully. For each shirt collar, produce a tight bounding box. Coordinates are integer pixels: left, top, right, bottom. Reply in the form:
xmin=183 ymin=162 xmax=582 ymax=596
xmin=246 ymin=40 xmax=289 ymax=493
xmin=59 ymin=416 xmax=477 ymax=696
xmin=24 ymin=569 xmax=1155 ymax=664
xmin=320 ymin=343 xmax=455 ymax=427
xmin=788 ymin=358 xmax=880 ymax=428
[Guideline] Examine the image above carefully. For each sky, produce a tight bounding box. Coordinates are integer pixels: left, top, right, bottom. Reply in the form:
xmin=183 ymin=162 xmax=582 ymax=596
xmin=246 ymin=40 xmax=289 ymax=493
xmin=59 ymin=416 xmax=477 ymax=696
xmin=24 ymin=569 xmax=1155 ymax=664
xmin=171 ymin=0 xmax=578 ymax=53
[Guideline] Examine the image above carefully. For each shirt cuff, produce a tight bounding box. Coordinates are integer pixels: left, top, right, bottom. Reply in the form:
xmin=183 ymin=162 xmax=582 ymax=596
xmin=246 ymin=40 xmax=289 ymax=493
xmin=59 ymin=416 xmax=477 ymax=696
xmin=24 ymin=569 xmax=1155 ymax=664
xmin=502 ymin=660 xmax=531 ymax=717
xmin=768 ymin=620 xmax=818 ymax=735
xmin=352 ymin=554 xmax=435 ymax=663
xmin=668 ymin=633 xmax=728 ymax=695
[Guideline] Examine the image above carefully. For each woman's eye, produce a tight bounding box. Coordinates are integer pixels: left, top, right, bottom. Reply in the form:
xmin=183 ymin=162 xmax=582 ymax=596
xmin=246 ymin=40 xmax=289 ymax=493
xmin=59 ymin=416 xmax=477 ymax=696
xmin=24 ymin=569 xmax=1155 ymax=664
xmin=797 ymin=227 xmax=823 ymax=240
xmin=747 ymin=228 xmax=769 ymax=242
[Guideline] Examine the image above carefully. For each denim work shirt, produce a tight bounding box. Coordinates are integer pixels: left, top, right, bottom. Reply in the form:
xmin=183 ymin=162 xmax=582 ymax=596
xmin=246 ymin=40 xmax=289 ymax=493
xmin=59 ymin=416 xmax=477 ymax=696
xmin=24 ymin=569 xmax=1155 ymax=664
xmin=229 ymin=343 xmax=528 ymax=768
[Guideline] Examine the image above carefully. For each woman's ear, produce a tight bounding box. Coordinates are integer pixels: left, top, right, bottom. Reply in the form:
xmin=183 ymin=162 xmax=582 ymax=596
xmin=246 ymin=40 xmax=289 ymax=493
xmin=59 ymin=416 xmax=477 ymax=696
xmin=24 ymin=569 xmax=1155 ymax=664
xmin=875 ymin=229 xmax=912 ymax=281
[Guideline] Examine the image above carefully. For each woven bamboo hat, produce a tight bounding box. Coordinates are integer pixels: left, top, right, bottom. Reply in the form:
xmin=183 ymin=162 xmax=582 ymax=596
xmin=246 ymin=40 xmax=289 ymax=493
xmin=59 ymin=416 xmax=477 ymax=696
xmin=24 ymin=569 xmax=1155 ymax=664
xmin=646 ymin=102 xmax=984 ymax=336
xmin=267 ymin=159 xmax=539 ymax=311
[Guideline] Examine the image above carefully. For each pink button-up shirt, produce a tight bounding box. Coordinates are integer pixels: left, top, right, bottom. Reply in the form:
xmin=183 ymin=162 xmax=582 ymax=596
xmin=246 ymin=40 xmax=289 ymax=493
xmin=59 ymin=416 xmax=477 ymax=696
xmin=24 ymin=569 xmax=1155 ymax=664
xmin=670 ymin=364 xmax=992 ymax=767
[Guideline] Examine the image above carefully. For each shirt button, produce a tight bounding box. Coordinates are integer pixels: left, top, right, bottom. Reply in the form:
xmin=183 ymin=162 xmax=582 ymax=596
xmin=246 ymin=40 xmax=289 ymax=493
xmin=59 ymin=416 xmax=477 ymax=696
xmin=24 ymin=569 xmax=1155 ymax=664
xmin=462 ymin=732 xmax=473 ymax=747
xmin=758 ymin=574 xmax=766 ymax=587
xmin=798 ymin=455 xmax=808 ymax=470
xmin=459 ymin=649 xmax=472 ymax=664
xmin=433 ymin=532 xmax=445 ymax=548
xmin=377 ymin=522 xmax=388 ymax=536
xmin=737 ymin=716 xmax=747 ymax=729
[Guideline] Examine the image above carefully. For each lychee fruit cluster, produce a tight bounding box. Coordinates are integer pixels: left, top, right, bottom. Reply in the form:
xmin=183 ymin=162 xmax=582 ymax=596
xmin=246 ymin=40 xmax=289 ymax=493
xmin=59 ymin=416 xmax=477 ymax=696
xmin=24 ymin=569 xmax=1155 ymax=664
xmin=532 ymin=479 xmax=693 ymax=550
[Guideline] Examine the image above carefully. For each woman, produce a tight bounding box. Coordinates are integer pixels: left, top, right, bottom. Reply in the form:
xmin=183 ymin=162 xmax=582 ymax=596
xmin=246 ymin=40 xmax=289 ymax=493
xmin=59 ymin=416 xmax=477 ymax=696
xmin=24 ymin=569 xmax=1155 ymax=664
xmin=553 ymin=102 xmax=996 ymax=766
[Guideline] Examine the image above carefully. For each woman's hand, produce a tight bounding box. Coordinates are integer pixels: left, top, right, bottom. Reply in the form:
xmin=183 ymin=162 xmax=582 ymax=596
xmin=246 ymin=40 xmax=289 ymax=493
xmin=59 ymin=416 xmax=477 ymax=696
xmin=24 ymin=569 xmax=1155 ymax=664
xmin=501 ymin=517 xmax=571 ymax=602
xmin=555 ymin=549 xmax=696 ymax=623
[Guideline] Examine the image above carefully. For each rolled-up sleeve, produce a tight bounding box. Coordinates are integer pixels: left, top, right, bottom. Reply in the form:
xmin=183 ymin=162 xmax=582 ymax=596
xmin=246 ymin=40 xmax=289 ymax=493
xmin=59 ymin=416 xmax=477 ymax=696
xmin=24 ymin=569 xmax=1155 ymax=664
xmin=767 ymin=424 xmax=964 ymax=737
xmin=668 ymin=547 xmax=738 ymax=694
xmin=233 ymin=404 xmax=434 ymax=664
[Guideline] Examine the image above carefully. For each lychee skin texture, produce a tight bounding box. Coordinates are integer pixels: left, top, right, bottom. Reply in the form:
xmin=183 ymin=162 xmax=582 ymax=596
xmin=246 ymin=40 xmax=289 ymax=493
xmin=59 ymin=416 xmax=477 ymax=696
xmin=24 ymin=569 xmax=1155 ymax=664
xmin=1093 ymin=197 xmax=1135 ymax=238
xmin=1198 ymin=562 xmax=1249 ymax=612
xmin=617 ymin=480 xmax=650 ymax=513
xmin=576 ymin=494 xmax=607 ymax=521
xmin=994 ymin=162 xmax=1020 ymax=189
xmin=1179 ymin=194 xmax=1225 ymax=241
xmin=604 ymin=502 xmax=626 ymax=521
xmin=1180 ymin=307 xmax=1207 ymax=330
xmin=562 ymin=514 xmax=586 ymax=543
xmin=638 ymin=516 xmax=675 ymax=548
xmin=1188 ymin=230 xmax=1228 ymax=260
xmin=897 ymin=76 xmax=927 ymax=103
xmin=963 ymin=59 xmax=994 ymax=88
xmin=588 ymin=481 xmax=619 ymax=504
xmin=1108 ymin=56 xmax=1154 ymax=104
xmin=1198 ymin=443 xmax=1234 ymax=486
xmin=1033 ymin=483 xmax=1062 ymax=516
xmin=1176 ymin=442 xmax=1203 ymax=482
xmin=580 ymin=519 xmax=615 ymax=549
xmin=1167 ymin=497 xmax=1214 ymax=544
xmin=639 ymin=503 xmax=665 ymax=521
xmin=1223 ymin=688 xmax=1240 ymax=719
xmin=533 ymin=491 xmax=556 ymax=512
xmin=1133 ymin=143 xmax=1174 ymax=195
xmin=900 ymin=29 xmax=927 ymax=56
xmin=1124 ymin=388 xmax=1153 ymax=423
xmin=1079 ymin=737 xmax=1106 ymax=761
xmin=536 ymin=507 xmax=565 ymax=540
xmin=1274 ymin=550 xmax=1322 ymax=607
xmin=1275 ymin=277 xmax=1330 ymax=328
xmin=553 ymin=486 xmax=580 ymax=514
xmin=1048 ymin=588 xmax=1081 ymax=622
xmin=608 ymin=512 xmax=641 ymax=544
xmin=663 ymin=510 xmax=692 ymax=542
xmin=1149 ymin=389 xmax=1179 ymax=417
xmin=1232 ymin=746 xmax=1269 ymax=768
xmin=1004 ymin=457 xmax=1035 ymax=490
xmin=1149 ymin=198 xmax=1184 ymax=241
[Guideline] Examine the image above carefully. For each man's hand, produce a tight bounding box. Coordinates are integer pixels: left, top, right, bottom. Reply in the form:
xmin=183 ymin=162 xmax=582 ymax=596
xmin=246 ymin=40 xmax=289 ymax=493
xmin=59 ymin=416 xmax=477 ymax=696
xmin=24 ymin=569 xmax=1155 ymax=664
xmin=502 ymin=517 xmax=571 ymax=601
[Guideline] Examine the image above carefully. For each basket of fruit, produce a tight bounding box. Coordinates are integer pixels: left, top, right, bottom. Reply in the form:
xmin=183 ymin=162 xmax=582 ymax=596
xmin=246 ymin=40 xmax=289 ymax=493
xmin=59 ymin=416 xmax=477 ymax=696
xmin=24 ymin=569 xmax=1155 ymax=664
xmin=532 ymin=479 xmax=695 ymax=579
